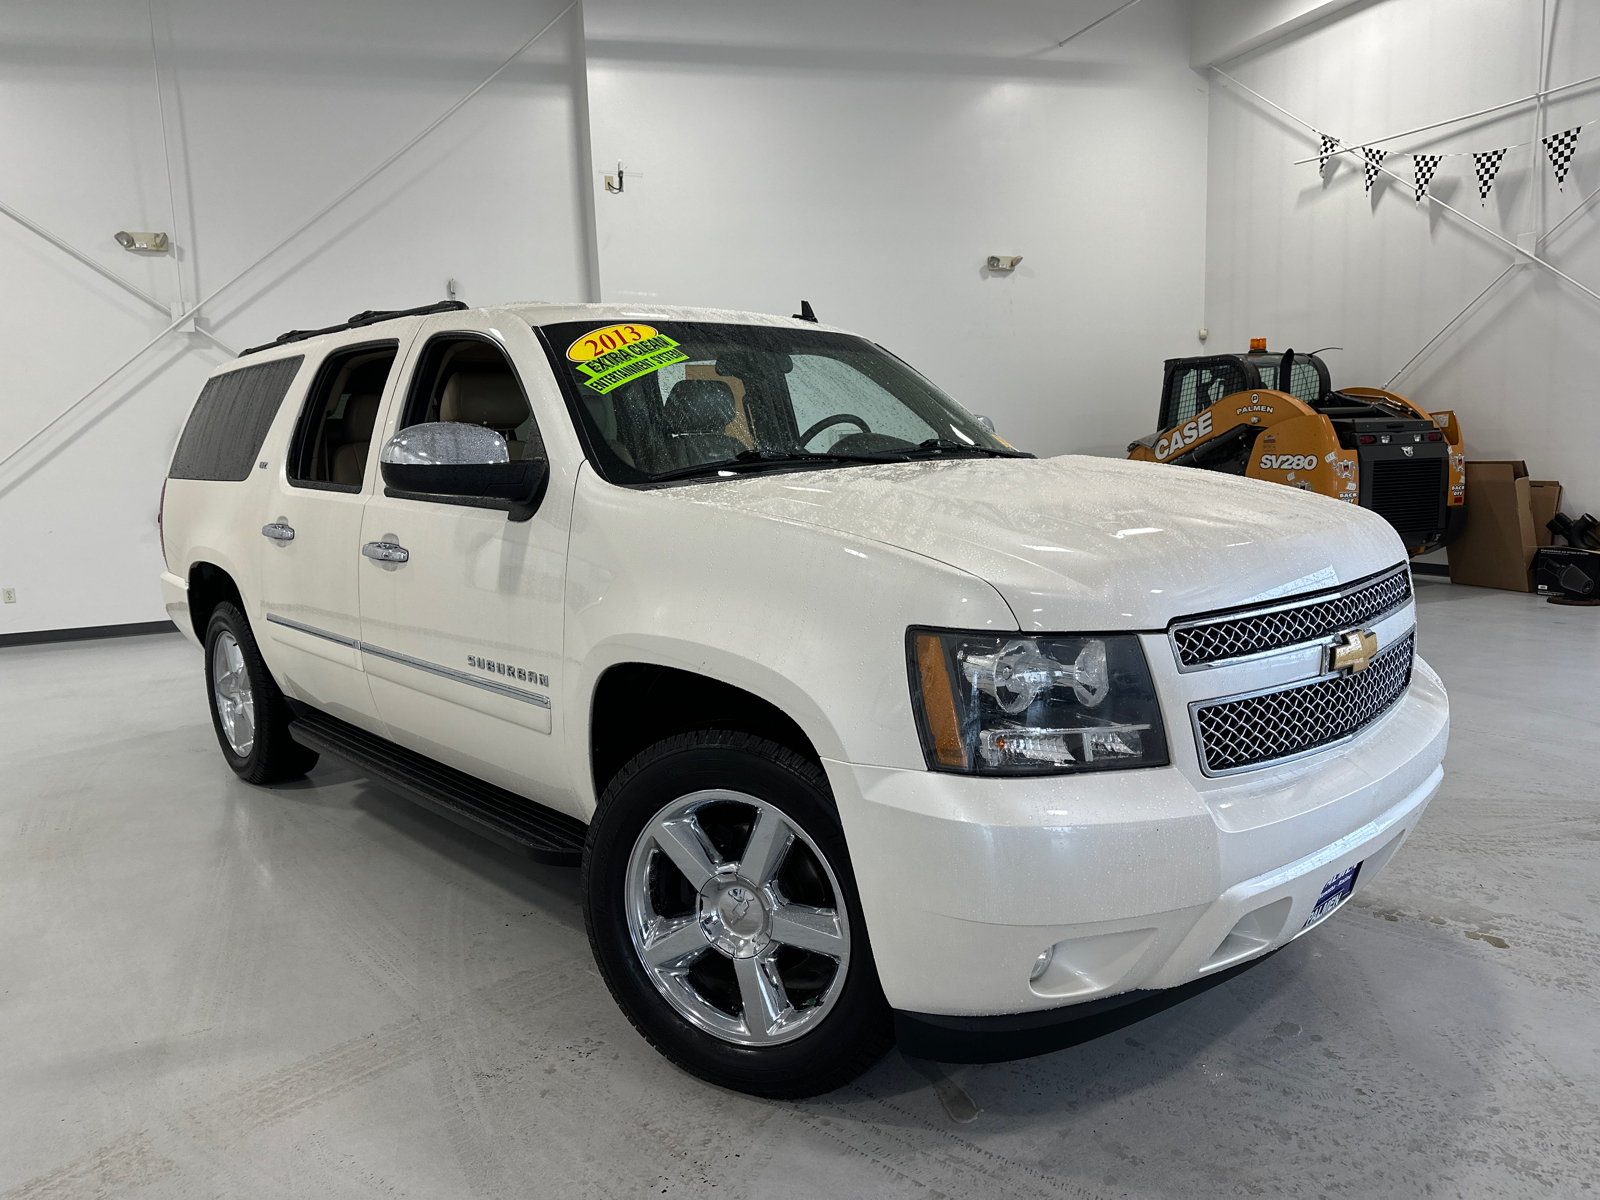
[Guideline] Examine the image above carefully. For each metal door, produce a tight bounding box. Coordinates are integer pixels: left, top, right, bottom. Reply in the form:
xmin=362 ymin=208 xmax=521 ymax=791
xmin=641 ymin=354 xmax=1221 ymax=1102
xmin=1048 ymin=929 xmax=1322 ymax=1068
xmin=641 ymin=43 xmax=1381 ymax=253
xmin=355 ymin=314 xmax=579 ymax=812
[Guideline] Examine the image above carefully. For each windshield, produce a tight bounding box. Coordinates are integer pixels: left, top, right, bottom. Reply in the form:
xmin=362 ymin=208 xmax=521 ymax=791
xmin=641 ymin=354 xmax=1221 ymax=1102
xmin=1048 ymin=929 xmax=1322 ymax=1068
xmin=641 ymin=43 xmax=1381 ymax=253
xmin=539 ymin=319 xmax=1017 ymax=483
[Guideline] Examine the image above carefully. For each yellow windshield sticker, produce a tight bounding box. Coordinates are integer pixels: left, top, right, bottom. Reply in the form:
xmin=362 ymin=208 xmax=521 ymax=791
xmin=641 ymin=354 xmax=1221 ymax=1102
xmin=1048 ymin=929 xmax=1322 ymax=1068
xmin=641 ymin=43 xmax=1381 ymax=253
xmin=567 ymin=323 xmax=658 ymax=361
xmin=566 ymin=323 xmax=689 ymax=394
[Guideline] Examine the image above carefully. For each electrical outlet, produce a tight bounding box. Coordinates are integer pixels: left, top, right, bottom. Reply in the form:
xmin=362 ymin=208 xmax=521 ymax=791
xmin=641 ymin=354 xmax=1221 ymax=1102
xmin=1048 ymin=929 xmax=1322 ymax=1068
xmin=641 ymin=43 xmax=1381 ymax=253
xmin=2 ymin=588 xmax=15 ymax=603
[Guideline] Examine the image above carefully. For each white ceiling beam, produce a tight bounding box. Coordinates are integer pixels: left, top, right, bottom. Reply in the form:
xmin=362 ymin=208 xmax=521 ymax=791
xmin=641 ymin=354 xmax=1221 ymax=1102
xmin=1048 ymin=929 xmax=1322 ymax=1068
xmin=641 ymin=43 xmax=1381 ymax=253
xmin=1191 ymin=0 xmax=1375 ymax=68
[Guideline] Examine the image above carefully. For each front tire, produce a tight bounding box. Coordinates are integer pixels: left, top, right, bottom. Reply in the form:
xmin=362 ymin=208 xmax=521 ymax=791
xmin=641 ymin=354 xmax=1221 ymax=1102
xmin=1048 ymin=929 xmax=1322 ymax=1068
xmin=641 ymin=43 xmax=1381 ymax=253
xmin=203 ymin=602 xmax=318 ymax=784
xmin=583 ymin=731 xmax=893 ymax=1097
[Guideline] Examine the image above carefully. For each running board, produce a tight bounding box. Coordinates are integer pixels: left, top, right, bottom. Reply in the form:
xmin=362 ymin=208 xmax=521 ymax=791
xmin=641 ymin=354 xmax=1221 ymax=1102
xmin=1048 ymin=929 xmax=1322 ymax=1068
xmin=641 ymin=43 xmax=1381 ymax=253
xmin=287 ymin=706 xmax=586 ymax=866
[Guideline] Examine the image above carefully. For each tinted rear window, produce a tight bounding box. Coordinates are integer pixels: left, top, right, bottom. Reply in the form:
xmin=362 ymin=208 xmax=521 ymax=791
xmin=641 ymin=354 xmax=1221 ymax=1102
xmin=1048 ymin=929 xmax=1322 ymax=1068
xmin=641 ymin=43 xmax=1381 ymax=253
xmin=169 ymin=356 xmax=304 ymax=481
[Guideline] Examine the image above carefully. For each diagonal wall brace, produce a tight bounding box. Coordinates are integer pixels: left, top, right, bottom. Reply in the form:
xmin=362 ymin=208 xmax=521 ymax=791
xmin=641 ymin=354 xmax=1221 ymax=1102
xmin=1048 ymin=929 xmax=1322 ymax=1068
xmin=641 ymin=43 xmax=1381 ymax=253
xmin=0 ymin=199 xmax=236 ymax=356
xmin=1213 ymin=68 xmax=1600 ymax=309
xmin=0 ymin=0 xmax=579 ymax=491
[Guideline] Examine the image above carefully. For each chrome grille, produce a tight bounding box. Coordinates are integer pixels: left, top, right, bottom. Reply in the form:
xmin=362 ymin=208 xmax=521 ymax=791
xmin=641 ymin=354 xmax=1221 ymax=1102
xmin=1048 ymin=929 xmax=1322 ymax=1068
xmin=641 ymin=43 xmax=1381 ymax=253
xmin=1170 ymin=566 xmax=1411 ymax=669
xmin=1192 ymin=632 xmax=1415 ymax=775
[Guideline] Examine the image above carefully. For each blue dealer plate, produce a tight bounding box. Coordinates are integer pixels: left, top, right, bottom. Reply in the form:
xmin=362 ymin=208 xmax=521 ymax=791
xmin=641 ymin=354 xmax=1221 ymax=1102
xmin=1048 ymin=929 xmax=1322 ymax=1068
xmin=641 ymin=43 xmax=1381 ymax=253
xmin=1302 ymin=862 xmax=1362 ymax=930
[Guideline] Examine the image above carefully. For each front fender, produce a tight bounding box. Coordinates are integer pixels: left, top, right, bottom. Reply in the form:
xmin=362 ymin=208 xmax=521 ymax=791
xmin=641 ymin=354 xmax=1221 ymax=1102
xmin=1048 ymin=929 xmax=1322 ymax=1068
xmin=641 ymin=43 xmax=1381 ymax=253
xmin=561 ymin=468 xmax=1019 ymax=812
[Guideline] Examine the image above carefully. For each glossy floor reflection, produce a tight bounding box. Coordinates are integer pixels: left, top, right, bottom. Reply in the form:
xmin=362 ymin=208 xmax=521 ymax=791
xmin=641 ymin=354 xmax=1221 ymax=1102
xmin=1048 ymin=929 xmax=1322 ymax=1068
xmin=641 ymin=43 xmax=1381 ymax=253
xmin=2 ymin=576 xmax=1595 ymax=1198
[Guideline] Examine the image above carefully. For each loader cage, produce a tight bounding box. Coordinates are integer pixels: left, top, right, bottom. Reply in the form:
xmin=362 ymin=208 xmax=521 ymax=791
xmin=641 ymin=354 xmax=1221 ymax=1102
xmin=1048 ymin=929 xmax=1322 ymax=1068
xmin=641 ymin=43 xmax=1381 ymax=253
xmin=1159 ymin=352 xmax=1335 ymax=431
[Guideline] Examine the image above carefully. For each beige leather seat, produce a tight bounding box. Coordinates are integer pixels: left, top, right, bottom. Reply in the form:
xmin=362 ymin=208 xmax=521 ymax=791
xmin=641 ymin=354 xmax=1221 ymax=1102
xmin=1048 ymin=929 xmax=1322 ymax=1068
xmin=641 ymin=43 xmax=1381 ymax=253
xmin=440 ymin=369 xmax=531 ymax=459
xmin=663 ymin=379 xmax=742 ymax=467
xmin=330 ymin=393 xmax=380 ymax=485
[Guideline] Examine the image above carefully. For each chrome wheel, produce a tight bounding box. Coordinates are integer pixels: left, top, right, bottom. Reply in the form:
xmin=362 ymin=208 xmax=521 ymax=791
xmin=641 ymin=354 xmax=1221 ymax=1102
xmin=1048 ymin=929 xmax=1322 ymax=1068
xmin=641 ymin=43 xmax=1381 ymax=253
xmin=625 ymin=790 xmax=851 ymax=1046
xmin=211 ymin=631 xmax=255 ymax=757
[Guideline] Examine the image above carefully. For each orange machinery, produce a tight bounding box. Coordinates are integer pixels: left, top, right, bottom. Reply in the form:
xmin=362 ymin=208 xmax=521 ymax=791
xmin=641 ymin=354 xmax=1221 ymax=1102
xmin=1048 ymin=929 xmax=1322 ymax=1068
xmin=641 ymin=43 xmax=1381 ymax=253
xmin=1128 ymin=340 xmax=1465 ymax=553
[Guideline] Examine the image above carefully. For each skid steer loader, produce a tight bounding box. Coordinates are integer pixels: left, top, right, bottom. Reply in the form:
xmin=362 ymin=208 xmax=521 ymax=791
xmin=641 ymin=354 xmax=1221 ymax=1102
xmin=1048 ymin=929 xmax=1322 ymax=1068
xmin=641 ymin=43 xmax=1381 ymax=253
xmin=1128 ymin=341 xmax=1465 ymax=553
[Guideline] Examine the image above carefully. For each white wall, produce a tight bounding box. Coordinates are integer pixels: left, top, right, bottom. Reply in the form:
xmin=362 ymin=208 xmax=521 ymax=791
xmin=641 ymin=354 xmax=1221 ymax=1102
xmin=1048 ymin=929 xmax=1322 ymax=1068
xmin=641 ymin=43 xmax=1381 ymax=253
xmin=3 ymin=0 xmax=1212 ymax=636
xmin=1201 ymin=0 xmax=1600 ymax=515
xmin=0 ymin=0 xmax=594 ymax=635
xmin=583 ymin=0 xmax=1210 ymax=461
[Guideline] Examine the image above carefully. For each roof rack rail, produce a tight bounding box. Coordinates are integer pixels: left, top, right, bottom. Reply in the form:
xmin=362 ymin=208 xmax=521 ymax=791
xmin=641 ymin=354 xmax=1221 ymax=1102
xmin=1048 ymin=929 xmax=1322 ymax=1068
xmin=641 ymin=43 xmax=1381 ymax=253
xmin=237 ymin=300 xmax=469 ymax=357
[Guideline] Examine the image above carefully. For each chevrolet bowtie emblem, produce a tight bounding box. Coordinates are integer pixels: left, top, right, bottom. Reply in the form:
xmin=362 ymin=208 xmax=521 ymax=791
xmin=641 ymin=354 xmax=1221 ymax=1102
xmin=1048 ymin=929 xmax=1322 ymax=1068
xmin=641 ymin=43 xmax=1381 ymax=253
xmin=1328 ymin=629 xmax=1379 ymax=674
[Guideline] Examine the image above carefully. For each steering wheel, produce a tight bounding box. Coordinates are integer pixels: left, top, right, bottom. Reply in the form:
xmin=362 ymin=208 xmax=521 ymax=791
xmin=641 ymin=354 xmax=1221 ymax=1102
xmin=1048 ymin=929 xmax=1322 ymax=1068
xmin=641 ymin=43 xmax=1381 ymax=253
xmin=800 ymin=413 xmax=870 ymax=446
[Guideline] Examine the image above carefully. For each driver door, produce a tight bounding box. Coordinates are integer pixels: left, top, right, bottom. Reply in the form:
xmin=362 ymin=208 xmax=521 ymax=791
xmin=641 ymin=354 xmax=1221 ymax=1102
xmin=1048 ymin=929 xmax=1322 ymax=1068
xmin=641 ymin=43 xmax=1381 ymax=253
xmin=356 ymin=315 xmax=580 ymax=812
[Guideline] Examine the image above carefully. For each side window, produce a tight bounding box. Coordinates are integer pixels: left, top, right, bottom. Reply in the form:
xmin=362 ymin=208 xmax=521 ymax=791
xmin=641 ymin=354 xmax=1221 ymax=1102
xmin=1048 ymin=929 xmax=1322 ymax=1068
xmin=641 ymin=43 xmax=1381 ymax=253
xmin=400 ymin=334 xmax=543 ymax=463
xmin=169 ymin=355 xmax=304 ymax=481
xmin=1287 ymin=361 xmax=1321 ymax=404
xmin=287 ymin=342 xmax=398 ymax=490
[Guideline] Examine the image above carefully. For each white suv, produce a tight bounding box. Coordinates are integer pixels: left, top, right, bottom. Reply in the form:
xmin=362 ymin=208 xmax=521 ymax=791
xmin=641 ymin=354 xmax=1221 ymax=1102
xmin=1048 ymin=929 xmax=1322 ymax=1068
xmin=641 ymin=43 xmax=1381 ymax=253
xmin=158 ymin=300 xmax=1448 ymax=1097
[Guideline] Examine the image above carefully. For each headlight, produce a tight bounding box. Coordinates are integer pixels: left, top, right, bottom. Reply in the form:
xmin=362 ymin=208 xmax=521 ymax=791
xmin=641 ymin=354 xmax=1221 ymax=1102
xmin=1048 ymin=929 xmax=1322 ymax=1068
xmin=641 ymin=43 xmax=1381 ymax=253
xmin=907 ymin=629 xmax=1168 ymax=775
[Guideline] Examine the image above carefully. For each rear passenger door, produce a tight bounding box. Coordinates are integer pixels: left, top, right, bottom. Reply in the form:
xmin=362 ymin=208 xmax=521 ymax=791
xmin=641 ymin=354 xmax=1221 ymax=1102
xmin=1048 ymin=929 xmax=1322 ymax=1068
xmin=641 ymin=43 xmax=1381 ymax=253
xmin=257 ymin=339 xmax=406 ymax=732
xmin=356 ymin=315 xmax=577 ymax=811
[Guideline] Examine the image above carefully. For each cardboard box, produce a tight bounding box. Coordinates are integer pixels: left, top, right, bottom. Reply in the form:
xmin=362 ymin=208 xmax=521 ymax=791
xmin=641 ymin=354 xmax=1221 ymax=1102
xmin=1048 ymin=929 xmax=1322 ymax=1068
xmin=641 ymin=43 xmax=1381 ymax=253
xmin=1530 ymin=480 xmax=1563 ymax=547
xmin=1447 ymin=460 xmax=1537 ymax=591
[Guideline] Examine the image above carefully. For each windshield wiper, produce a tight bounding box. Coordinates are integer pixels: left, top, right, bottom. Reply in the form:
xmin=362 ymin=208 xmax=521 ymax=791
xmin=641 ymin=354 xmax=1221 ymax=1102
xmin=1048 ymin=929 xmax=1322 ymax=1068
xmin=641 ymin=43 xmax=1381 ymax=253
xmin=646 ymin=448 xmax=909 ymax=483
xmin=906 ymin=438 xmax=1027 ymax=458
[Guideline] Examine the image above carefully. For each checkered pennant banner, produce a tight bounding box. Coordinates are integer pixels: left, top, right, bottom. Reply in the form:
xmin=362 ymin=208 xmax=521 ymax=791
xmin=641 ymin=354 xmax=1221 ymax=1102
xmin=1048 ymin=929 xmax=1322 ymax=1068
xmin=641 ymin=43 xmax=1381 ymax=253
xmin=1412 ymin=154 xmax=1442 ymax=203
xmin=1473 ymin=148 xmax=1508 ymax=202
xmin=1543 ymin=127 xmax=1580 ymax=190
xmin=1362 ymin=146 xmax=1387 ymax=193
xmin=1318 ymin=133 xmax=1341 ymax=176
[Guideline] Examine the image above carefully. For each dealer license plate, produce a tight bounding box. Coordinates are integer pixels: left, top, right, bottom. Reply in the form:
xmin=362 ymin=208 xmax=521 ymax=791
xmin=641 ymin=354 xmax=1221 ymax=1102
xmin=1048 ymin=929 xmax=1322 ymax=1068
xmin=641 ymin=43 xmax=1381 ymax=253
xmin=1301 ymin=862 xmax=1362 ymax=930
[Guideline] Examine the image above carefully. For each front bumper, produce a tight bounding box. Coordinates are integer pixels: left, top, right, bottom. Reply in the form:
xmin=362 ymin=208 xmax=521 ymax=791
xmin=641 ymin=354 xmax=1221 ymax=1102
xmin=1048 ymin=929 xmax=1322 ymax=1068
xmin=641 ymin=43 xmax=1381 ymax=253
xmin=824 ymin=656 xmax=1448 ymax=1019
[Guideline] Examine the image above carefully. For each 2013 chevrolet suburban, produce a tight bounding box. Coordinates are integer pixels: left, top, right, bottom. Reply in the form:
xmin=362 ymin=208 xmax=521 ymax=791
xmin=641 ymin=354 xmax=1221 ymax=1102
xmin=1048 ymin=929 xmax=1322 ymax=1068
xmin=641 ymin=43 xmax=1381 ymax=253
xmin=158 ymin=299 xmax=1448 ymax=1097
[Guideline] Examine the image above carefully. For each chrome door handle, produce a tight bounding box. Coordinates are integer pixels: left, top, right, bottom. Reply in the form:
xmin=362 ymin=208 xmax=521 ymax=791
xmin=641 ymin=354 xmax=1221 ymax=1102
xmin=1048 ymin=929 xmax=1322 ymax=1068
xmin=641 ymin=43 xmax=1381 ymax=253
xmin=362 ymin=541 xmax=410 ymax=563
xmin=262 ymin=523 xmax=295 ymax=542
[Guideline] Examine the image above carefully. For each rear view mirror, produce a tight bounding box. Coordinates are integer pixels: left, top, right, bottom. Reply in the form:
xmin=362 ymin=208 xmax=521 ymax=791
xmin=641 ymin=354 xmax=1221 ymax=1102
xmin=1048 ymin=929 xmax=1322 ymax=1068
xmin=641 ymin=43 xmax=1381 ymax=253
xmin=379 ymin=422 xmax=547 ymax=521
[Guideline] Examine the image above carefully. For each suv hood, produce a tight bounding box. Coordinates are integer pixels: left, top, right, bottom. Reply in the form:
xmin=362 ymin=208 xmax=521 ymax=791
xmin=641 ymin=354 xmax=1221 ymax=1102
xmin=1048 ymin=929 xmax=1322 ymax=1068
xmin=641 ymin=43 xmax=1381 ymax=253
xmin=666 ymin=455 xmax=1406 ymax=630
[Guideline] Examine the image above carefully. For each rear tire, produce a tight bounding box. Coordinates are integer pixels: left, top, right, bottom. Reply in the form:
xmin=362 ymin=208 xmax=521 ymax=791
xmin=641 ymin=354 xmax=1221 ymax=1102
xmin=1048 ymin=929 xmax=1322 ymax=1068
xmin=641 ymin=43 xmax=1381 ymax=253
xmin=203 ymin=602 xmax=318 ymax=784
xmin=583 ymin=730 xmax=894 ymax=1097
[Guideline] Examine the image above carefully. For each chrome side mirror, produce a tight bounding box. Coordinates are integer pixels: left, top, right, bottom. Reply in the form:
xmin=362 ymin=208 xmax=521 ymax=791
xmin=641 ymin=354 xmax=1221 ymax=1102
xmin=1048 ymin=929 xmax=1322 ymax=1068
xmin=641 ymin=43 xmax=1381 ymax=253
xmin=973 ymin=414 xmax=997 ymax=433
xmin=381 ymin=421 xmax=509 ymax=466
xmin=379 ymin=422 xmax=547 ymax=522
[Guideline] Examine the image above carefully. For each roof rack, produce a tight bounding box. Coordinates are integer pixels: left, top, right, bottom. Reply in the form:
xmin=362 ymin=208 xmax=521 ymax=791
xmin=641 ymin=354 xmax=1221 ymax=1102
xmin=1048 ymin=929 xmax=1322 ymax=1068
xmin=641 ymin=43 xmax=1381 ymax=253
xmin=237 ymin=300 xmax=469 ymax=357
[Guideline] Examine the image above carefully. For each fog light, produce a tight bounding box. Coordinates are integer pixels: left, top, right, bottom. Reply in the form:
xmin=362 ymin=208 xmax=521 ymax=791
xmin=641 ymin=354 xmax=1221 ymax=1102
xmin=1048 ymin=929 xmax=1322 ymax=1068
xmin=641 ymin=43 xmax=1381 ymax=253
xmin=1030 ymin=947 xmax=1054 ymax=981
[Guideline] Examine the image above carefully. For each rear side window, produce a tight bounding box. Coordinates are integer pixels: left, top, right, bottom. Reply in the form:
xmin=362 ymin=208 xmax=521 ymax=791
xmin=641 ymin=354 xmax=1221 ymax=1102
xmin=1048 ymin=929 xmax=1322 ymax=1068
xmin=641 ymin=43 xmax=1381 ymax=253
xmin=1287 ymin=361 xmax=1321 ymax=404
xmin=169 ymin=356 xmax=304 ymax=481
xmin=286 ymin=342 xmax=399 ymax=490
xmin=1255 ymin=357 xmax=1325 ymax=405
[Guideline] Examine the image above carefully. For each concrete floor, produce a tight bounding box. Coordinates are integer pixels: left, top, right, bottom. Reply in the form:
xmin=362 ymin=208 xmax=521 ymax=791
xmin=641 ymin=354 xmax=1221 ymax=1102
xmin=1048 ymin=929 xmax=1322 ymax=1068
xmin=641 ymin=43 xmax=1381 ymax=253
xmin=2 ymin=578 xmax=1597 ymax=1198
